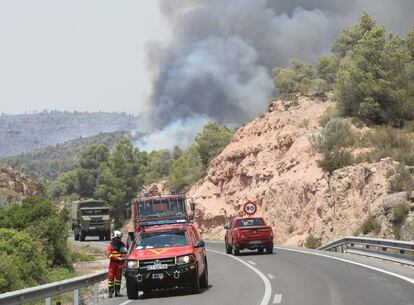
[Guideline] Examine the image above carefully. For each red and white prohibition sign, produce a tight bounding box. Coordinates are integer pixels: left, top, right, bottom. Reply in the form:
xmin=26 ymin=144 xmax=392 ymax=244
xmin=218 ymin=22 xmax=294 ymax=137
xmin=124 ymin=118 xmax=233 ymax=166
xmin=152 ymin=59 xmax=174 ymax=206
xmin=243 ymin=201 xmax=257 ymax=216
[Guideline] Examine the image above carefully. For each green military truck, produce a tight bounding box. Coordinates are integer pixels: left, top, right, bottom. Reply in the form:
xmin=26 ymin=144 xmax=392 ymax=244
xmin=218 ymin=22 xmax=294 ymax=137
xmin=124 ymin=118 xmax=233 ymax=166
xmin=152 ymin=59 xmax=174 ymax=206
xmin=71 ymin=199 xmax=111 ymax=241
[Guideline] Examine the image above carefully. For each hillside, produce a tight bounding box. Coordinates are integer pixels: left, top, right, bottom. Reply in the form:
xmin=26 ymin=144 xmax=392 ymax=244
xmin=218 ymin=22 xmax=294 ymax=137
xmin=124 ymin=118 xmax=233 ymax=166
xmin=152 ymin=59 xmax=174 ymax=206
xmin=0 ymin=167 xmax=43 ymax=204
xmin=189 ymin=95 xmax=414 ymax=245
xmin=0 ymin=111 xmax=140 ymax=158
xmin=0 ymin=131 xmax=128 ymax=179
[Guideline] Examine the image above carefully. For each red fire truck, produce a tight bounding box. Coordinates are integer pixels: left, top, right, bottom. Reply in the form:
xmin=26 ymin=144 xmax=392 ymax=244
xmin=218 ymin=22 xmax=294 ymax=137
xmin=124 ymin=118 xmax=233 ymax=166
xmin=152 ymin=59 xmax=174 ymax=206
xmin=123 ymin=193 xmax=208 ymax=299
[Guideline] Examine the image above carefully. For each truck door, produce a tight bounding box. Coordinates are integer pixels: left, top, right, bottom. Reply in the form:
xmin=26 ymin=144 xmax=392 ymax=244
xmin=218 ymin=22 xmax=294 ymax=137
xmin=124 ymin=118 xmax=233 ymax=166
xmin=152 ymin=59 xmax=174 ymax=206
xmin=190 ymin=227 xmax=205 ymax=276
xmin=227 ymin=220 xmax=233 ymax=245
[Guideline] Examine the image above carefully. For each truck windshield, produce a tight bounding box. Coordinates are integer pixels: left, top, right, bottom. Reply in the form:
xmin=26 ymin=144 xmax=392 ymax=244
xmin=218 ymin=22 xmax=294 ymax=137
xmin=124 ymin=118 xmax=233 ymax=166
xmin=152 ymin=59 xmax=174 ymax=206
xmin=138 ymin=197 xmax=186 ymax=219
xmin=135 ymin=231 xmax=189 ymax=249
xmin=80 ymin=208 xmax=109 ymax=216
xmin=236 ymin=218 xmax=265 ymax=227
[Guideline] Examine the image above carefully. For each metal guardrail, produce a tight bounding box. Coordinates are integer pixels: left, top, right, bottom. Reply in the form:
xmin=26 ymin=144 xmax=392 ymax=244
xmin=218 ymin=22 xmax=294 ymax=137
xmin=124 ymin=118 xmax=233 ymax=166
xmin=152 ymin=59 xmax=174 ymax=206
xmin=0 ymin=271 xmax=108 ymax=305
xmin=318 ymin=237 xmax=414 ymax=266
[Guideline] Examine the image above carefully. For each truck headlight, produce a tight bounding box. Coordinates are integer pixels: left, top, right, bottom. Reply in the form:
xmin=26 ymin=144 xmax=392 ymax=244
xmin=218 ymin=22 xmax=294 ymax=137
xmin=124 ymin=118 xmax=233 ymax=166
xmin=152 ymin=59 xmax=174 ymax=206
xmin=127 ymin=260 xmax=139 ymax=268
xmin=176 ymin=255 xmax=194 ymax=265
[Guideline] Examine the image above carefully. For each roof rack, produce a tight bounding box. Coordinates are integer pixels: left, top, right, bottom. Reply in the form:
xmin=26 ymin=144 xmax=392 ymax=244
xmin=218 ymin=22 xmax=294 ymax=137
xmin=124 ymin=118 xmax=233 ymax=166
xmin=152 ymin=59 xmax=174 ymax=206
xmin=138 ymin=217 xmax=189 ymax=228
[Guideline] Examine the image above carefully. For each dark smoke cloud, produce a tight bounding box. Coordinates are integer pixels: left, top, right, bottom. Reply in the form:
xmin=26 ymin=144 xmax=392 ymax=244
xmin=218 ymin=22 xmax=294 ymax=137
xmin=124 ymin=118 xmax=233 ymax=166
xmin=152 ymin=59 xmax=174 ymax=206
xmin=139 ymin=0 xmax=414 ymax=150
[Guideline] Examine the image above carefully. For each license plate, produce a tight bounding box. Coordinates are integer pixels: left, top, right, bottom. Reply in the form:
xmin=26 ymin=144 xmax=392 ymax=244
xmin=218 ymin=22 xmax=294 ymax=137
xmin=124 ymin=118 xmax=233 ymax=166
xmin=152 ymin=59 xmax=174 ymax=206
xmin=250 ymin=240 xmax=261 ymax=244
xmin=147 ymin=264 xmax=168 ymax=270
xmin=152 ymin=273 xmax=164 ymax=279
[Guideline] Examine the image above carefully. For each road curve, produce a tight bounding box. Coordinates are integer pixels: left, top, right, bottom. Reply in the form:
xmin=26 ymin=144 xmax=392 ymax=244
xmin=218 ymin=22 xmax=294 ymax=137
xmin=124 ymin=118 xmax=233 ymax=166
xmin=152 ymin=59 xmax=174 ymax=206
xmin=95 ymin=242 xmax=414 ymax=305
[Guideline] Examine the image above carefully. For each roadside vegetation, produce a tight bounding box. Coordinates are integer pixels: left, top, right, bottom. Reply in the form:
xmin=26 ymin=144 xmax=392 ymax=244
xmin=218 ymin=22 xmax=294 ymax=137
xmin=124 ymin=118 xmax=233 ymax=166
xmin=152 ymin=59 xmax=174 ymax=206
xmin=304 ymin=234 xmax=322 ymax=249
xmin=0 ymin=197 xmax=73 ymax=293
xmin=359 ymin=215 xmax=381 ymax=235
xmin=273 ymin=13 xmax=414 ymax=174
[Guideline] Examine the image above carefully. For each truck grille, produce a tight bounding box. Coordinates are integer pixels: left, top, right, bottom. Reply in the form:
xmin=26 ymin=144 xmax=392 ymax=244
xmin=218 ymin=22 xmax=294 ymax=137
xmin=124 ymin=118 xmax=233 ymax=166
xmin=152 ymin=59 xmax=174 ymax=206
xmin=139 ymin=257 xmax=175 ymax=269
xmin=90 ymin=220 xmax=104 ymax=225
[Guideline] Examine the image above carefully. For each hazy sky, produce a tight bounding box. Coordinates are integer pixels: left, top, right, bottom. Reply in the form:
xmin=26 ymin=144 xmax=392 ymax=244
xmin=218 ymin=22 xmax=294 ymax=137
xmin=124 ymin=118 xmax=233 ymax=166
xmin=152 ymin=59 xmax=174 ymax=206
xmin=0 ymin=0 xmax=169 ymax=114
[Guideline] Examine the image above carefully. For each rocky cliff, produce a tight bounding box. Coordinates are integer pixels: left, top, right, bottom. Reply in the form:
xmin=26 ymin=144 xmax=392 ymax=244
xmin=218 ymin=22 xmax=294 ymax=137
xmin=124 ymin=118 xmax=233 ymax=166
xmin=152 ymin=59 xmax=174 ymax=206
xmin=0 ymin=167 xmax=43 ymax=203
xmin=189 ymin=96 xmax=413 ymax=245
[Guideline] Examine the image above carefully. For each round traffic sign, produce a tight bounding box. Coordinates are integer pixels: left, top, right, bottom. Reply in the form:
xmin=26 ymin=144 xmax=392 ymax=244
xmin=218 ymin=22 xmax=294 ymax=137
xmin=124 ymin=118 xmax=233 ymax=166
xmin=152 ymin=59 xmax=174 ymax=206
xmin=243 ymin=201 xmax=257 ymax=215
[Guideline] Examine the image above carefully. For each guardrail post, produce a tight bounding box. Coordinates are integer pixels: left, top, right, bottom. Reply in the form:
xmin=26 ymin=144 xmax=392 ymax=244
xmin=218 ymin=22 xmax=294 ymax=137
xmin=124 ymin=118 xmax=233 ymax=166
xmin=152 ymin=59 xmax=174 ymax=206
xmin=45 ymin=297 xmax=51 ymax=305
xmin=73 ymin=289 xmax=79 ymax=305
xmin=93 ymin=283 xmax=99 ymax=304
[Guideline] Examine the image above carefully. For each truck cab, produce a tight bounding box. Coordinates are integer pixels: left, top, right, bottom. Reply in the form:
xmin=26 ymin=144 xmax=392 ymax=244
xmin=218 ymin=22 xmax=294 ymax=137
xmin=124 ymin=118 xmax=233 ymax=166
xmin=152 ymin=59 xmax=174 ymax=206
xmin=71 ymin=199 xmax=111 ymax=241
xmin=123 ymin=194 xmax=207 ymax=299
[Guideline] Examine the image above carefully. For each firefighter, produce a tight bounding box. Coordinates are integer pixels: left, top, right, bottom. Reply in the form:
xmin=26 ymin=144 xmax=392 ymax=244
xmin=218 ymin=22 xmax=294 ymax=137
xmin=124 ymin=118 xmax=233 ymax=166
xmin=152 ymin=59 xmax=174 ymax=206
xmin=106 ymin=230 xmax=127 ymax=298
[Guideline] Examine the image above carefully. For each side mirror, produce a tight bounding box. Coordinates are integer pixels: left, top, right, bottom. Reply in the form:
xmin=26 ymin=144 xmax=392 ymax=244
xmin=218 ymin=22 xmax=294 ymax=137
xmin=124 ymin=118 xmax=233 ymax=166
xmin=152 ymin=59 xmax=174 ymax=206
xmin=195 ymin=240 xmax=205 ymax=248
xmin=128 ymin=231 xmax=135 ymax=241
xmin=190 ymin=200 xmax=196 ymax=212
xmin=224 ymin=225 xmax=230 ymax=230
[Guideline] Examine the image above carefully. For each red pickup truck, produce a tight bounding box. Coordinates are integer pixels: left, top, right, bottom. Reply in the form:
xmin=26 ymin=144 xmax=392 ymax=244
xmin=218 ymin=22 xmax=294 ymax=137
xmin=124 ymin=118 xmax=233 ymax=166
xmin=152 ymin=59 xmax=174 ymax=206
xmin=224 ymin=217 xmax=273 ymax=255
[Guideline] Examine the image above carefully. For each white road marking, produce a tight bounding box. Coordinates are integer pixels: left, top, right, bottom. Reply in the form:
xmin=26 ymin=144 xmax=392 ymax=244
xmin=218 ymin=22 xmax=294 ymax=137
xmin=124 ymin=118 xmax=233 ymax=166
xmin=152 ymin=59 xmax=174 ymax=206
xmin=208 ymin=250 xmax=272 ymax=305
xmin=274 ymin=246 xmax=414 ymax=285
xmin=273 ymin=294 xmax=282 ymax=304
xmin=247 ymin=260 xmax=256 ymax=265
xmin=118 ymin=300 xmax=132 ymax=305
xmin=268 ymin=274 xmax=277 ymax=280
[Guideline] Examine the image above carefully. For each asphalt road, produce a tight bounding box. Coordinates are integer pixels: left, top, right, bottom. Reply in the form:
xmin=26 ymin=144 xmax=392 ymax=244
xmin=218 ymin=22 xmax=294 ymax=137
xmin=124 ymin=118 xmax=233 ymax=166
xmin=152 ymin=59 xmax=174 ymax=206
xmin=89 ymin=241 xmax=414 ymax=305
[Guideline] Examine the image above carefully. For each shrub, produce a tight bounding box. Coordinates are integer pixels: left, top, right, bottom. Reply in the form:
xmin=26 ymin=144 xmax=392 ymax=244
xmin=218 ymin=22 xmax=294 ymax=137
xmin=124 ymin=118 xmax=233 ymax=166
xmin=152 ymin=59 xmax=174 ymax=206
xmin=360 ymin=215 xmax=380 ymax=235
xmin=314 ymin=119 xmax=354 ymax=173
xmin=319 ymin=106 xmax=339 ymax=127
xmin=392 ymin=202 xmax=410 ymax=225
xmin=304 ymin=234 xmax=322 ymax=249
xmin=389 ymin=165 xmax=413 ymax=195
xmin=0 ymin=228 xmax=49 ymax=293
xmin=392 ymin=201 xmax=410 ymax=239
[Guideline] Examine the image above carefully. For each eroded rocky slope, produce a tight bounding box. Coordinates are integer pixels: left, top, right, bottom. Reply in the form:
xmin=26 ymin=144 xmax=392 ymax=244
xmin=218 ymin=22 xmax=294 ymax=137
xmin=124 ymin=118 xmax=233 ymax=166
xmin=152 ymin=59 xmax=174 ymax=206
xmin=0 ymin=167 xmax=43 ymax=202
xmin=189 ymin=96 xmax=413 ymax=245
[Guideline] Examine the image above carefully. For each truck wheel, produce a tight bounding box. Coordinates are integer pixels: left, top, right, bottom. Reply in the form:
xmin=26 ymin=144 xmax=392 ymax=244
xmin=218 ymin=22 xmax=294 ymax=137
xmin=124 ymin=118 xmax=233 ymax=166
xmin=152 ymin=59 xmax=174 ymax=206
xmin=258 ymin=247 xmax=264 ymax=254
xmin=126 ymin=276 xmax=139 ymax=299
xmin=99 ymin=234 xmax=104 ymax=241
xmin=199 ymin=260 xmax=208 ymax=289
xmin=106 ymin=231 xmax=111 ymax=241
xmin=80 ymin=231 xmax=86 ymax=241
xmin=232 ymin=243 xmax=240 ymax=256
xmin=74 ymin=233 xmax=80 ymax=241
xmin=266 ymin=244 xmax=273 ymax=254
xmin=189 ymin=268 xmax=201 ymax=294
xmin=225 ymin=241 xmax=232 ymax=254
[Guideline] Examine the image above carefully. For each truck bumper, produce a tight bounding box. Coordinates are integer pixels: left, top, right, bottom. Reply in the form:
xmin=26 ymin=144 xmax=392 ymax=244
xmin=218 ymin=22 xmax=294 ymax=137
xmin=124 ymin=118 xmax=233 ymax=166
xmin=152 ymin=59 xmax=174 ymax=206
xmin=124 ymin=262 xmax=197 ymax=290
xmin=236 ymin=240 xmax=273 ymax=250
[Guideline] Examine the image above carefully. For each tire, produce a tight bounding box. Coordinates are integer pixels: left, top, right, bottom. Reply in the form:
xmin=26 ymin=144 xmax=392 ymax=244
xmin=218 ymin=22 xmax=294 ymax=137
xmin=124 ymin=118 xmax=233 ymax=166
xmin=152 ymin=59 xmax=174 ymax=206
xmin=266 ymin=244 xmax=273 ymax=254
xmin=258 ymin=247 xmax=264 ymax=254
xmin=106 ymin=231 xmax=111 ymax=241
xmin=74 ymin=233 xmax=80 ymax=241
xmin=99 ymin=234 xmax=104 ymax=241
xmin=80 ymin=231 xmax=86 ymax=241
xmin=225 ymin=240 xmax=232 ymax=254
xmin=126 ymin=276 xmax=139 ymax=299
xmin=199 ymin=260 xmax=208 ymax=289
xmin=232 ymin=243 xmax=240 ymax=256
xmin=189 ymin=268 xmax=201 ymax=294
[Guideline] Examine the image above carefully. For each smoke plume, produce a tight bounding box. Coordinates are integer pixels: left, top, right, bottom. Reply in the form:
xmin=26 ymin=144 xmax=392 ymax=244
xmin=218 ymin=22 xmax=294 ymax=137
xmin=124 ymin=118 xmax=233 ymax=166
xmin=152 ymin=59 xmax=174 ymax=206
xmin=139 ymin=0 xmax=414 ymax=150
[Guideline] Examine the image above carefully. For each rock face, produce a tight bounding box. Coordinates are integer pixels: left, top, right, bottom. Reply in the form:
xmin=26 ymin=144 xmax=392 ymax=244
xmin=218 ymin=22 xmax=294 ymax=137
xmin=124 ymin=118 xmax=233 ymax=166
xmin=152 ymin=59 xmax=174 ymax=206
xmin=0 ymin=167 xmax=43 ymax=199
xmin=189 ymin=96 xmax=407 ymax=245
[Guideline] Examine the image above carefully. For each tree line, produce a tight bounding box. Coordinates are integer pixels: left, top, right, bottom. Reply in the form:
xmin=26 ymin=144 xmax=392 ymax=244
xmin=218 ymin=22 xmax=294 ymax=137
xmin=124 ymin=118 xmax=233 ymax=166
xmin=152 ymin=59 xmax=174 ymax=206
xmin=48 ymin=121 xmax=233 ymax=227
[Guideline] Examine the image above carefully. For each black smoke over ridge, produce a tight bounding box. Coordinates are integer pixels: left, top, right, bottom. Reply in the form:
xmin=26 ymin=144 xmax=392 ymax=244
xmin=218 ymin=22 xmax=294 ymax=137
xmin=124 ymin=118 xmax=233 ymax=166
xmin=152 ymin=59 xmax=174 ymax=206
xmin=139 ymin=0 xmax=414 ymax=150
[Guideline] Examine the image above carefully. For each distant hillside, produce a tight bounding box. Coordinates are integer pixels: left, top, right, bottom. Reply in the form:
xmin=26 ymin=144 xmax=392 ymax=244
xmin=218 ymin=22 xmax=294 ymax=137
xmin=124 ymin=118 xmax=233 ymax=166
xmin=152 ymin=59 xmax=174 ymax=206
xmin=0 ymin=131 xmax=128 ymax=179
xmin=0 ymin=111 xmax=140 ymax=158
